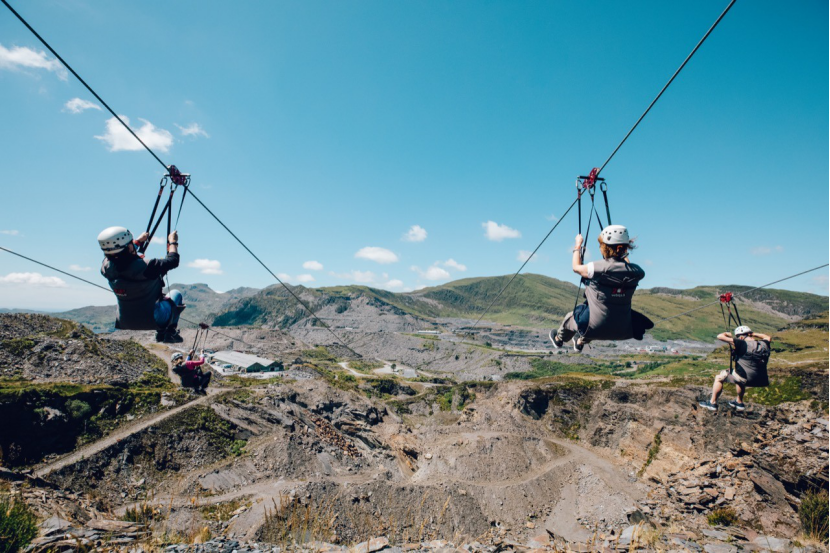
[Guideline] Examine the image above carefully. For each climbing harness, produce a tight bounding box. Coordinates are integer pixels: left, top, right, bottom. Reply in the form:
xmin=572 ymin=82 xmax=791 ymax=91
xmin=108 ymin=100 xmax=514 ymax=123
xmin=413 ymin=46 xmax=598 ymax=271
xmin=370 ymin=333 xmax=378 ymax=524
xmin=719 ymin=292 xmax=743 ymax=373
xmin=138 ymin=165 xmax=190 ymax=256
xmin=571 ymin=169 xmax=615 ymax=338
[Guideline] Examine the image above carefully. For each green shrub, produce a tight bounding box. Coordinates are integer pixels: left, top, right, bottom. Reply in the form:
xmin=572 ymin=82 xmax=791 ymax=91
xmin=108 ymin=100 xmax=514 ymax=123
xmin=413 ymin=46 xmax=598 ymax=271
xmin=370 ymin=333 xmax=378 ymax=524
xmin=65 ymin=399 xmax=92 ymax=420
xmin=799 ymin=489 xmax=829 ymax=542
xmin=230 ymin=439 xmax=247 ymax=457
xmin=0 ymin=496 xmax=38 ymax=553
xmin=707 ymin=507 xmax=738 ymax=526
xmin=0 ymin=339 xmax=35 ymax=357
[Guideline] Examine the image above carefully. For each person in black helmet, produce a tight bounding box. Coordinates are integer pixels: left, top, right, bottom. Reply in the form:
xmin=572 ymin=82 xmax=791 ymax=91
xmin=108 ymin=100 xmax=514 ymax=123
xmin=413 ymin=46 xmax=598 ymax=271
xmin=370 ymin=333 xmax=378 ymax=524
xmin=98 ymin=226 xmax=184 ymax=343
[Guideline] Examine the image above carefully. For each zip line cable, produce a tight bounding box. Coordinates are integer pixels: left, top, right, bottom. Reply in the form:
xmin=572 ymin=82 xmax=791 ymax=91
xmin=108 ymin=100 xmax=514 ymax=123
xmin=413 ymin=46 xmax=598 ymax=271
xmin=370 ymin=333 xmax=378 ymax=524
xmin=1 ymin=0 xmax=358 ymax=358
xmin=597 ymin=0 xmax=736 ymax=176
xmin=653 ymin=263 xmax=829 ymax=325
xmin=466 ymin=0 xmax=737 ymax=330
xmin=470 ymin=197 xmax=578 ymax=329
xmin=0 ymin=245 xmax=268 ymax=352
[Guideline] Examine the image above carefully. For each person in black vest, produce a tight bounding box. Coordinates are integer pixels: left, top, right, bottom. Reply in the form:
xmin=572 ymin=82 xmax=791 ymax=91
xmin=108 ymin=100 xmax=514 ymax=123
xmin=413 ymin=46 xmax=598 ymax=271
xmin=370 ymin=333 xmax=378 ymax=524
xmin=699 ymin=325 xmax=771 ymax=411
xmin=550 ymin=225 xmax=652 ymax=352
xmin=98 ymin=226 xmax=184 ymax=343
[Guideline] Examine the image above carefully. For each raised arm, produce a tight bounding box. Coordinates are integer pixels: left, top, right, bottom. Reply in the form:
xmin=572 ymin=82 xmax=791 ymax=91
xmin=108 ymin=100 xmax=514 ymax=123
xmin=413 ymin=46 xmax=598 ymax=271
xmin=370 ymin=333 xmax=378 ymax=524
xmin=571 ymin=234 xmax=592 ymax=279
xmin=750 ymin=331 xmax=771 ymax=342
xmin=716 ymin=332 xmax=734 ymax=345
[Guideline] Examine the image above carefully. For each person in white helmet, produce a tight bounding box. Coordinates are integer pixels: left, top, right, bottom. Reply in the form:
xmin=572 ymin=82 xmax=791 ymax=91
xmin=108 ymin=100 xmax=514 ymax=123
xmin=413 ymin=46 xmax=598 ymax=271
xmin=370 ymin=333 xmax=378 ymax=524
xmin=550 ymin=225 xmax=652 ymax=352
xmin=699 ymin=325 xmax=771 ymax=411
xmin=98 ymin=226 xmax=184 ymax=342
xmin=171 ymin=349 xmax=211 ymax=394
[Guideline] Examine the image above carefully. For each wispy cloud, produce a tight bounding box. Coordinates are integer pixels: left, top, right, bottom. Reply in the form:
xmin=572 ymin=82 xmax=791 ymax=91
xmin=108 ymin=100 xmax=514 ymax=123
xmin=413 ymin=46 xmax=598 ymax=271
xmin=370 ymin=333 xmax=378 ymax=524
xmin=330 ymin=270 xmax=376 ymax=284
xmin=546 ymin=214 xmax=559 ymax=221
xmin=176 ymin=123 xmax=209 ymax=138
xmin=411 ymin=264 xmax=451 ymax=281
xmin=187 ymin=259 xmax=223 ymax=275
xmin=355 ymin=246 xmax=399 ymax=264
xmin=750 ymin=245 xmax=784 ymax=256
xmin=64 ymin=97 xmax=101 ymax=114
xmin=482 ymin=220 xmax=521 ymax=242
xmin=384 ymin=279 xmax=404 ymax=290
xmin=69 ymin=264 xmax=92 ymax=272
xmin=278 ymin=273 xmax=315 ymax=284
xmin=303 ymin=260 xmax=324 ymax=271
xmin=402 ymin=224 xmax=427 ymax=242
xmin=0 ymin=272 xmax=67 ymax=287
xmin=0 ymin=44 xmax=67 ymax=80
xmin=0 ymin=230 xmax=20 ymax=236
xmin=442 ymin=258 xmax=466 ymax=271
xmin=810 ymin=274 xmax=828 ymax=295
xmin=150 ymin=236 xmax=166 ymax=246
xmin=95 ymin=116 xmax=173 ymax=153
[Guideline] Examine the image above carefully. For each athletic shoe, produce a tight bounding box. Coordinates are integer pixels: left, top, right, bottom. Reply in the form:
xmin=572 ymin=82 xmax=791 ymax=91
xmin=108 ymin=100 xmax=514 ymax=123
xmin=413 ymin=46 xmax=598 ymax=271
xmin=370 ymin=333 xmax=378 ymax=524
xmin=549 ymin=329 xmax=563 ymax=349
xmin=698 ymin=400 xmax=717 ymax=411
xmin=728 ymin=400 xmax=746 ymax=411
xmin=572 ymin=337 xmax=584 ymax=353
xmin=154 ymin=331 xmax=165 ymax=342
xmin=163 ymin=330 xmax=183 ymax=344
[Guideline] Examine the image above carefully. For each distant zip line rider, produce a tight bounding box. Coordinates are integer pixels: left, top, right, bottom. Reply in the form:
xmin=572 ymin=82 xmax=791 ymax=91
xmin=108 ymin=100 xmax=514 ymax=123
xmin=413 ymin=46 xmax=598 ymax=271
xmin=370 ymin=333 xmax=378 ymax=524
xmin=550 ymin=225 xmax=653 ymax=352
xmin=98 ymin=226 xmax=185 ymax=343
xmin=699 ymin=326 xmax=771 ymax=412
xmin=172 ymin=350 xmax=211 ymax=394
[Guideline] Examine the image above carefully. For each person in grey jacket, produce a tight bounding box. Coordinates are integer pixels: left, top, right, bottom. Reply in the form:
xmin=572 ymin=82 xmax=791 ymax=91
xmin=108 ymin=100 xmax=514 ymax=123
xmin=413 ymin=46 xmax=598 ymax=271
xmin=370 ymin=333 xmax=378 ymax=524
xmin=550 ymin=225 xmax=652 ymax=352
xmin=699 ymin=326 xmax=771 ymax=411
xmin=98 ymin=226 xmax=184 ymax=342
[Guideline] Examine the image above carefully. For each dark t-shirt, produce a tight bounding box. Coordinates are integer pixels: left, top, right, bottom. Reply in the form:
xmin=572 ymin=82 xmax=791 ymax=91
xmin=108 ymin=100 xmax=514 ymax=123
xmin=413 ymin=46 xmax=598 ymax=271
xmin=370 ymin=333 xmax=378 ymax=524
xmin=732 ymin=338 xmax=771 ymax=387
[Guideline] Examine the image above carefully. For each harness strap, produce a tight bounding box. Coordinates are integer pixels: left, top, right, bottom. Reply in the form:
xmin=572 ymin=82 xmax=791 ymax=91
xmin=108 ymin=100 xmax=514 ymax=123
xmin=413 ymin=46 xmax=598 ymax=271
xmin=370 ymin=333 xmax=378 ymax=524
xmin=600 ymin=181 xmax=612 ymax=226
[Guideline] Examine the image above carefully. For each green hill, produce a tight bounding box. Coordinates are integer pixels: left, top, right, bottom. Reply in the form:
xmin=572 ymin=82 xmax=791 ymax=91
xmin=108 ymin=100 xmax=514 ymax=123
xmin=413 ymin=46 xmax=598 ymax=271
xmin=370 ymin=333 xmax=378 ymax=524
xmin=210 ymin=273 xmax=826 ymax=341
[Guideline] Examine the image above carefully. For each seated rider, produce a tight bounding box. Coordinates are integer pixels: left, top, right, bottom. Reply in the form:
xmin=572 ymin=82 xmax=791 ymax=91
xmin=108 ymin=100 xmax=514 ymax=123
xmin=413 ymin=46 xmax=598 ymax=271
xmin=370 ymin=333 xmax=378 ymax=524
xmin=550 ymin=225 xmax=652 ymax=352
xmin=699 ymin=325 xmax=771 ymax=411
xmin=172 ymin=350 xmax=212 ymax=394
xmin=98 ymin=226 xmax=184 ymax=343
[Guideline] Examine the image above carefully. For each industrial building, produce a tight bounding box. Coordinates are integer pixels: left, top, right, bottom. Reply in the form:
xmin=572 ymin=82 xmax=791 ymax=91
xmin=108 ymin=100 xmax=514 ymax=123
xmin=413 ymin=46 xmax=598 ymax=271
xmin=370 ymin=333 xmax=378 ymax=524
xmin=208 ymin=351 xmax=283 ymax=375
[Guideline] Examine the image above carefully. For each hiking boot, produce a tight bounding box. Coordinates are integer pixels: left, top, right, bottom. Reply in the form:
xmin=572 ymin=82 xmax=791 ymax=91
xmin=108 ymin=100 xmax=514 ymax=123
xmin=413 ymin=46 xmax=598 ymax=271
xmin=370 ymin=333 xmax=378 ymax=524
xmin=155 ymin=330 xmax=165 ymax=342
xmin=728 ymin=400 xmax=746 ymax=411
xmin=698 ymin=400 xmax=717 ymax=411
xmin=162 ymin=329 xmax=183 ymax=343
xmin=549 ymin=329 xmax=563 ymax=349
xmin=572 ymin=337 xmax=584 ymax=353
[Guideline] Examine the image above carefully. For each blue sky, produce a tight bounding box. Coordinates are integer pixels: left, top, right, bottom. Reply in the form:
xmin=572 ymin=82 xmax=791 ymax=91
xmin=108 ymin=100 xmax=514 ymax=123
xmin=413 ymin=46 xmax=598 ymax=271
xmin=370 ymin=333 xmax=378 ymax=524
xmin=1 ymin=0 xmax=827 ymax=310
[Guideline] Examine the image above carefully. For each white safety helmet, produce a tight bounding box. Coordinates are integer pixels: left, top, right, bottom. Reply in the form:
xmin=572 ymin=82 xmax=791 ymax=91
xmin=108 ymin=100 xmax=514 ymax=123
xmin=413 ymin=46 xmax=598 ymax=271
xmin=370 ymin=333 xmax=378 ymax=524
xmin=98 ymin=226 xmax=133 ymax=254
xmin=734 ymin=325 xmax=752 ymax=336
xmin=599 ymin=224 xmax=630 ymax=245
xmin=171 ymin=352 xmax=184 ymax=362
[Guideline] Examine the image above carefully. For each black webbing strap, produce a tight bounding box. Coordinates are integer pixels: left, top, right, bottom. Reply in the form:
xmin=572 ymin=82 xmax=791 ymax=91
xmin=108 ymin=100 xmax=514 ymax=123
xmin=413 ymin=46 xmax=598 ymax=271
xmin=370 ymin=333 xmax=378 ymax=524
xmin=572 ymin=193 xmax=599 ymax=314
xmin=720 ymin=302 xmax=734 ymax=372
xmin=144 ymin=178 xmax=167 ymax=239
xmin=141 ymin=185 xmax=175 ymax=255
xmin=601 ymin=182 xmax=612 ymax=226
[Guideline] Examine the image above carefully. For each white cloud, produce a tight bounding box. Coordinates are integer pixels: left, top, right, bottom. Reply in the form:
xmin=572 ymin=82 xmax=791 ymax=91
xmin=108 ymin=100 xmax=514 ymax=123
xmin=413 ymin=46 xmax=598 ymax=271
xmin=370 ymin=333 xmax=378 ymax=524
xmin=546 ymin=214 xmax=559 ymax=221
xmin=750 ymin=245 xmax=784 ymax=256
xmin=150 ymin=236 xmax=166 ymax=246
xmin=443 ymin=258 xmax=467 ymax=272
xmin=95 ymin=116 xmax=174 ymax=153
xmin=414 ymin=284 xmax=427 ymax=291
xmin=810 ymin=274 xmax=828 ymax=295
xmin=331 ymin=270 xmax=376 ymax=284
xmin=0 ymin=44 xmax=67 ymax=80
xmin=276 ymin=273 xmax=315 ymax=284
xmin=482 ymin=220 xmax=521 ymax=242
xmin=187 ymin=259 xmax=223 ymax=275
xmin=176 ymin=123 xmax=209 ymax=138
xmin=69 ymin=264 xmax=92 ymax=272
xmin=402 ymin=225 xmax=427 ymax=242
xmin=355 ymin=246 xmax=399 ymax=265
xmin=411 ymin=265 xmax=451 ymax=281
xmin=64 ymin=97 xmax=101 ymax=114
xmin=517 ymin=250 xmax=537 ymax=263
xmin=277 ymin=273 xmax=292 ymax=281
xmin=295 ymin=274 xmax=315 ymax=283
xmin=0 ymin=272 xmax=67 ymax=288
xmin=303 ymin=260 xmax=324 ymax=271
xmin=0 ymin=230 xmax=20 ymax=236
xmin=384 ymin=279 xmax=404 ymax=290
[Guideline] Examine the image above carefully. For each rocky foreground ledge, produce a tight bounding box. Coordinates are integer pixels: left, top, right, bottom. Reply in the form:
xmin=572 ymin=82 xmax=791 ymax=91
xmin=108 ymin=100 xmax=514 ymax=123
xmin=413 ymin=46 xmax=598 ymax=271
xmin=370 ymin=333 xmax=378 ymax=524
xmin=27 ymin=525 xmax=824 ymax=552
